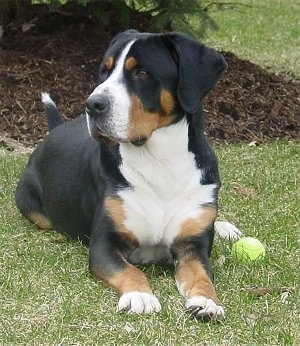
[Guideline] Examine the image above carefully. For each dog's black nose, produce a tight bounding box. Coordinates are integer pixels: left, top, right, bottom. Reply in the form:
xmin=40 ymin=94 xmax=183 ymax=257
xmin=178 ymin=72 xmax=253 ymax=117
xmin=86 ymin=94 xmax=110 ymax=117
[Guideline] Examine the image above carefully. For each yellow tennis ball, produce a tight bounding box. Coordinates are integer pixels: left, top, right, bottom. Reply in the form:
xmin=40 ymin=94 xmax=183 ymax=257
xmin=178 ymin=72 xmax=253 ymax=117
xmin=232 ymin=237 xmax=265 ymax=263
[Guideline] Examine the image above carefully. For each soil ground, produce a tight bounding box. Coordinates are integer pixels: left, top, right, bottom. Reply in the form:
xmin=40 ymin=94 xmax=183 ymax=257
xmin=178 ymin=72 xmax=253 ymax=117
xmin=0 ymin=8 xmax=299 ymax=149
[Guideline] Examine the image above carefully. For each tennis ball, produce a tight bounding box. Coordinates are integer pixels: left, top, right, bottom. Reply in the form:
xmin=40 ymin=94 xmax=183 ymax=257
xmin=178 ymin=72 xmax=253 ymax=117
xmin=232 ymin=237 xmax=265 ymax=263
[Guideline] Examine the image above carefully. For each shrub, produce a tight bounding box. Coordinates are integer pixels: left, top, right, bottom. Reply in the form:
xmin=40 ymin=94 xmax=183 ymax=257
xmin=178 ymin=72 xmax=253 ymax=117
xmin=30 ymin=0 xmax=221 ymax=38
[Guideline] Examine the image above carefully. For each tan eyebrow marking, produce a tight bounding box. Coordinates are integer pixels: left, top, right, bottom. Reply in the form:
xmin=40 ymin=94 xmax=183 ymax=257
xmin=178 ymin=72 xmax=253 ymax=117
xmin=105 ymin=56 xmax=114 ymax=70
xmin=125 ymin=57 xmax=138 ymax=70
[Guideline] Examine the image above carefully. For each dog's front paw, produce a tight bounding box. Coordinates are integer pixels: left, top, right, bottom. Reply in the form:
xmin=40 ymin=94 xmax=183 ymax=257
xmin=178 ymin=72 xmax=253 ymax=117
xmin=214 ymin=221 xmax=243 ymax=240
xmin=118 ymin=292 xmax=161 ymax=314
xmin=185 ymin=296 xmax=225 ymax=322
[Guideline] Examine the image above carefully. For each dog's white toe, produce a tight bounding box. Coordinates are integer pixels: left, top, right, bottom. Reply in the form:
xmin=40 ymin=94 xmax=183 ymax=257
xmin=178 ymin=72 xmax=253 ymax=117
xmin=118 ymin=292 xmax=161 ymax=314
xmin=214 ymin=221 xmax=243 ymax=240
xmin=185 ymin=296 xmax=225 ymax=321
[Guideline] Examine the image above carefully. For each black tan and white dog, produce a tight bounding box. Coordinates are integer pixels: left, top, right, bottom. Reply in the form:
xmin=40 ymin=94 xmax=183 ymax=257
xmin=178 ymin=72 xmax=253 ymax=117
xmin=15 ymin=30 xmax=241 ymax=321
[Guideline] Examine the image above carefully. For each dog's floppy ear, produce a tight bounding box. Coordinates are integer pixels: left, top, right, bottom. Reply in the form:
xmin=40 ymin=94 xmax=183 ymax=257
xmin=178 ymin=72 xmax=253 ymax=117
xmin=163 ymin=33 xmax=227 ymax=114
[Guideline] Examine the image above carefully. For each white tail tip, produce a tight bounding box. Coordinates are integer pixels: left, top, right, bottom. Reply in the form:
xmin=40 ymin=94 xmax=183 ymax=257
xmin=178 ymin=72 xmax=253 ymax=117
xmin=41 ymin=92 xmax=56 ymax=106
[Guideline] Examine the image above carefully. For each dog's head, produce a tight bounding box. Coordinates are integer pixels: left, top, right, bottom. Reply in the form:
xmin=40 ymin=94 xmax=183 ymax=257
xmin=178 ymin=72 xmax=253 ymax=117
xmin=86 ymin=30 xmax=227 ymax=145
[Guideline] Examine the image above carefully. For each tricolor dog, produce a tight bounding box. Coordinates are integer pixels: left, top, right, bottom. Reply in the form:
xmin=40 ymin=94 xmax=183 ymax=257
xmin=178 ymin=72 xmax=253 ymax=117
xmin=15 ymin=30 xmax=241 ymax=321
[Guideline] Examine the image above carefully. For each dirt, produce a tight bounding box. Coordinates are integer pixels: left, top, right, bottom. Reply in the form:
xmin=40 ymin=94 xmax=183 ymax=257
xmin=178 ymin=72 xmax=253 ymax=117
xmin=0 ymin=8 xmax=299 ymax=150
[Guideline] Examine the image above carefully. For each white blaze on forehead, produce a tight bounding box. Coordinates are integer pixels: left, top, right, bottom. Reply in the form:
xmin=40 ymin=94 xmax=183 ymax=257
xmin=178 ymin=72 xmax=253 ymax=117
xmin=91 ymin=40 xmax=135 ymax=94
xmin=88 ymin=40 xmax=136 ymax=140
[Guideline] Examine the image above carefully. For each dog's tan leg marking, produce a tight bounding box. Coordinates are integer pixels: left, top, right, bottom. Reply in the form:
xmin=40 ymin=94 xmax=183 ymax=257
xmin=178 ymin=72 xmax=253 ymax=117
xmin=175 ymin=206 xmax=218 ymax=300
xmin=112 ymin=265 xmax=161 ymax=313
xmin=91 ymin=262 xmax=151 ymax=295
xmin=27 ymin=211 xmax=52 ymax=229
xmin=109 ymin=265 xmax=151 ymax=295
xmin=98 ymin=196 xmax=161 ymax=313
xmin=104 ymin=196 xmax=139 ymax=245
xmin=176 ymin=258 xmax=218 ymax=301
xmin=176 ymin=258 xmax=225 ymax=320
xmin=90 ymin=259 xmax=160 ymax=313
xmin=176 ymin=206 xmax=217 ymax=240
xmin=174 ymin=206 xmax=224 ymax=319
xmin=108 ymin=265 xmax=161 ymax=313
xmin=98 ymin=197 xmax=151 ymax=293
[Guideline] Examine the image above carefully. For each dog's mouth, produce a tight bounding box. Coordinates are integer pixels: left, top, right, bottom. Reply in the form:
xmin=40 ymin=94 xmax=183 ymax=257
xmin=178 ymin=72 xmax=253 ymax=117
xmin=130 ymin=137 xmax=147 ymax=146
xmin=89 ymin=121 xmax=147 ymax=147
xmin=91 ymin=125 xmax=118 ymax=146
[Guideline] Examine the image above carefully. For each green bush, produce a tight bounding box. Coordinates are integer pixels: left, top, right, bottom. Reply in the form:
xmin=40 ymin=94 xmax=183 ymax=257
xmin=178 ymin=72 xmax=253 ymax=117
xmin=31 ymin=0 xmax=90 ymax=11
xmin=126 ymin=0 xmax=218 ymax=38
xmin=30 ymin=0 xmax=223 ymax=38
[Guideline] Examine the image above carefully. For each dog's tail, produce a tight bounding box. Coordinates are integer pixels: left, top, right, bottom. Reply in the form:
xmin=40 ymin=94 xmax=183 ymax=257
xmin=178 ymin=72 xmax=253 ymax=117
xmin=41 ymin=92 xmax=64 ymax=131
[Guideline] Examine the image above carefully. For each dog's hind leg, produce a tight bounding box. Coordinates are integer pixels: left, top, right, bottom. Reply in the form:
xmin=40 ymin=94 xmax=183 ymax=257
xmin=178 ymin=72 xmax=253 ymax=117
xmin=15 ymin=172 xmax=52 ymax=230
xmin=26 ymin=211 xmax=52 ymax=230
xmin=214 ymin=221 xmax=242 ymax=240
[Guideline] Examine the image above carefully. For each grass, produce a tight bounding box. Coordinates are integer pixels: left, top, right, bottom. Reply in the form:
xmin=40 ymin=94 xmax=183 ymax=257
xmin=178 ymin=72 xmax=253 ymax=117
xmin=202 ymin=0 xmax=300 ymax=77
xmin=1 ymin=141 xmax=299 ymax=345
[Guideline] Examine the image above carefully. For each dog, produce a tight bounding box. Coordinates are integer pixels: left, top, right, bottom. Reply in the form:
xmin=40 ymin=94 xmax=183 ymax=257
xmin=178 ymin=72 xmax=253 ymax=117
xmin=15 ymin=30 xmax=241 ymax=321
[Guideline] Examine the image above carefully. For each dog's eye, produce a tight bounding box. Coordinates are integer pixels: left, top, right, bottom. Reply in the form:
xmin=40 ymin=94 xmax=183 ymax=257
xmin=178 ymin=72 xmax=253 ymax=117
xmin=136 ymin=70 xmax=149 ymax=78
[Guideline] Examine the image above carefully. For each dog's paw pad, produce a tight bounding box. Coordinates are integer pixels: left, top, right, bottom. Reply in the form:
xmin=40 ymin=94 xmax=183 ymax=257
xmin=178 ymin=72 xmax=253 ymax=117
xmin=185 ymin=296 xmax=225 ymax=322
xmin=214 ymin=221 xmax=243 ymax=240
xmin=118 ymin=291 xmax=161 ymax=314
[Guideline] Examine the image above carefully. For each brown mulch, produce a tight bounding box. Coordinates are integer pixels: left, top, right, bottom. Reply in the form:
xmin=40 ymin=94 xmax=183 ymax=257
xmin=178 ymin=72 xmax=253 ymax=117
xmin=0 ymin=9 xmax=299 ymax=148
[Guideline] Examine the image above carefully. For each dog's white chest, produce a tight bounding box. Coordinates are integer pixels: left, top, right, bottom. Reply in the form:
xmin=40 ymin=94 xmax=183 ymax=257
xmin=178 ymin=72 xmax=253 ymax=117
xmin=118 ymin=120 xmax=216 ymax=250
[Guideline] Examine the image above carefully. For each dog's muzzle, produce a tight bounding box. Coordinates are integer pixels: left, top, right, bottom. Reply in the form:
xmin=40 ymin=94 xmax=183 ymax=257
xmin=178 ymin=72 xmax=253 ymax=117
xmin=85 ymin=94 xmax=147 ymax=147
xmin=85 ymin=94 xmax=114 ymax=143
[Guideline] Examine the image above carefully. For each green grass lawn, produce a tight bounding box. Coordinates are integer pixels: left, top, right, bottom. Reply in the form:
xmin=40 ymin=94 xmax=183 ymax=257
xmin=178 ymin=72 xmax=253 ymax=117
xmin=203 ymin=0 xmax=300 ymax=77
xmin=1 ymin=141 xmax=299 ymax=345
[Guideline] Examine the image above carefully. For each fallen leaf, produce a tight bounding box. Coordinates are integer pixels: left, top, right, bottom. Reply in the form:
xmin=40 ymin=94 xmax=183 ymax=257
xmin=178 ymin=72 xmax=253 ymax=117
xmin=215 ymin=255 xmax=226 ymax=267
xmin=248 ymin=141 xmax=259 ymax=147
xmin=124 ymin=323 xmax=135 ymax=333
xmin=242 ymin=286 xmax=274 ymax=295
xmin=245 ymin=313 xmax=260 ymax=326
xmin=22 ymin=23 xmax=35 ymax=32
xmin=241 ymin=286 xmax=296 ymax=296
xmin=280 ymin=291 xmax=291 ymax=304
xmin=21 ymin=18 xmax=37 ymax=33
xmin=233 ymin=184 xmax=258 ymax=198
